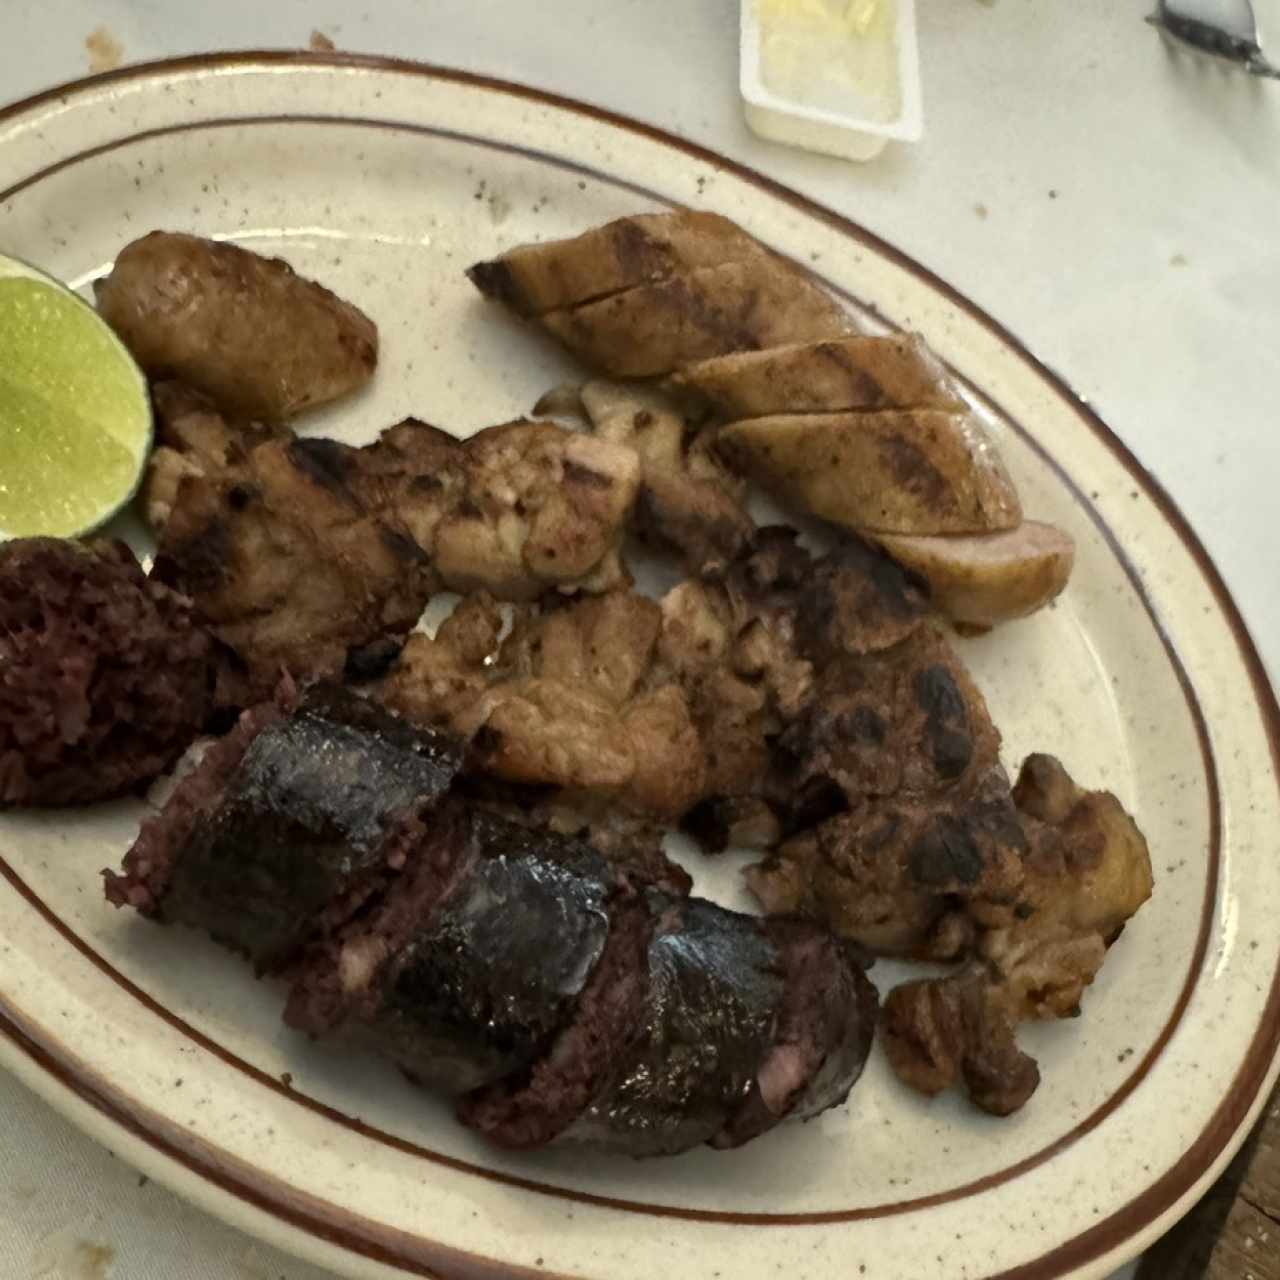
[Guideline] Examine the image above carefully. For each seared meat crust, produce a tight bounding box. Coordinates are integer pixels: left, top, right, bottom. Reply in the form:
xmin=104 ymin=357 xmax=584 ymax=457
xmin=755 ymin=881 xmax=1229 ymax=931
xmin=881 ymin=754 xmax=1152 ymax=1114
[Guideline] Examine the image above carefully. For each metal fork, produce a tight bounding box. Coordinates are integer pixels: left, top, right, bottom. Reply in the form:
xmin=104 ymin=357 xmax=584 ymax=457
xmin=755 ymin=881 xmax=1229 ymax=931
xmin=1148 ymin=0 xmax=1280 ymax=78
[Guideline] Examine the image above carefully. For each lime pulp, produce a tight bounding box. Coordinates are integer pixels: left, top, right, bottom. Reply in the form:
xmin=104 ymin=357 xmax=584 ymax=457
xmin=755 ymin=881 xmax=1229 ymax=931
xmin=0 ymin=256 xmax=152 ymax=539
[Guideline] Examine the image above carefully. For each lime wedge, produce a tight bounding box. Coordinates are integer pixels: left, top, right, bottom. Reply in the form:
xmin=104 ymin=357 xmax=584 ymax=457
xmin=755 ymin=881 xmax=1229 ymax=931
xmin=0 ymin=252 xmax=151 ymax=539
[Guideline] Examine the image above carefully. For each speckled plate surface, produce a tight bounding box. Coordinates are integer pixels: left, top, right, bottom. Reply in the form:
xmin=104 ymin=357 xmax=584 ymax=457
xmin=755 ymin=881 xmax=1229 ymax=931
xmin=0 ymin=53 xmax=1277 ymax=1280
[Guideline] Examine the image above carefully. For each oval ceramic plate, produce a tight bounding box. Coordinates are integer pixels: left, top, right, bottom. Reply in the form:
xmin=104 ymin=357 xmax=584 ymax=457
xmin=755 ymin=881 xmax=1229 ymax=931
xmin=0 ymin=53 xmax=1277 ymax=1280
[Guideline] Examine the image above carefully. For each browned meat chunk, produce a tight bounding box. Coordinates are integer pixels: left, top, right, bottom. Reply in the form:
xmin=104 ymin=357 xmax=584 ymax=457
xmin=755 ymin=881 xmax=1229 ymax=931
xmin=148 ymin=395 xmax=641 ymax=702
xmin=743 ymin=584 xmax=1034 ymax=959
xmin=663 ymin=530 xmax=930 ymax=843
xmin=371 ymin=592 xmax=503 ymax=728
xmin=152 ymin=431 xmax=435 ymax=703
xmin=656 ymin=578 xmax=774 ymax=806
xmin=337 ymin=417 xmax=467 ymax=558
xmin=381 ymin=590 xmax=705 ymax=822
xmin=335 ymin=416 xmax=639 ymax=601
xmin=432 ymin=421 xmax=638 ymax=600
xmin=794 ymin=535 xmax=931 ymax=662
xmin=882 ymin=754 xmax=1153 ymax=1115
xmin=576 ymin=381 xmax=754 ymax=573
xmin=0 ymin=538 xmax=211 ymax=807
xmin=651 ymin=529 xmax=933 ymax=848
xmin=96 ymin=232 xmax=377 ymax=423
xmin=505 ymin=588 xmax=662 ymax=704
xmin=773 ymin=624 xmax=1001 ymax=811
xmin=747 ymin=764 xmax=1026 ymax=960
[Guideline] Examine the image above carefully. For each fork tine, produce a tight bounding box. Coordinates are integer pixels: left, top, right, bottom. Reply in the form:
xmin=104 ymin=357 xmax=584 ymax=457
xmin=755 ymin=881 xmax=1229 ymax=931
xmin=1147 ymin=3 xmax=1280 ymax=78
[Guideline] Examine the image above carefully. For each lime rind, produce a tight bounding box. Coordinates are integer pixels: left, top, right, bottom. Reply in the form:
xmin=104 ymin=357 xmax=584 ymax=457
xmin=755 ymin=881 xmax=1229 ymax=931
xmin=0 ymin=250 xmax=152 ymax=540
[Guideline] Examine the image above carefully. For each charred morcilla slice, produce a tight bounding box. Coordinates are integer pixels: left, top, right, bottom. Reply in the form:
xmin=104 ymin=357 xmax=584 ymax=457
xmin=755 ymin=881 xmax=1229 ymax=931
xmin=104 ymin=686 xmax=464 ymax=973
xmin=285 ymin=810 xmax=618 ymax=1095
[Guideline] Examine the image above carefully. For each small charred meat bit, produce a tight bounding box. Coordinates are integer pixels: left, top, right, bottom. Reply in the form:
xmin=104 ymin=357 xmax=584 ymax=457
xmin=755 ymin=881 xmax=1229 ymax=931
xmin=348 ymin=417 xmax=641 ymax=601
xmin=143 ymin=381 xmax=286 ymax=533
xmin=0 ymin=538 xmax=211 ymax=807
xmin=104 ymin=686 xmax=463 ymax=973
xmin=881 ymin=969 xmax=1040 ymax=1118
xmin=96 ymin=231 xmax=378 ymax=423
xmin=882 ymin=754 xmax=1153 ymax=1115
xmin=454 ymin=765 xmax=695 ymax=898
xmin=576 ymin=381 xmax=754 ymax=574
xmin=519 ymin=805 xmax=693 ymax=899
xmin=286 ymin=810 xmax=615 ymax=1095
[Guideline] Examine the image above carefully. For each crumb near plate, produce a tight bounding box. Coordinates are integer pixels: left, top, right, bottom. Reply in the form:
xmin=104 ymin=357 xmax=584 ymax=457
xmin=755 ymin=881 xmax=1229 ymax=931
xmin=84 ymin=26 xmax=123 ymax=73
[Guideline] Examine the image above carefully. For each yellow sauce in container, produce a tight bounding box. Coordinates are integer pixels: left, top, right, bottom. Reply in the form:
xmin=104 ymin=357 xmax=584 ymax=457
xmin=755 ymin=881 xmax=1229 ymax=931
xmin=756 ymin=0 xmax=900 ymax=124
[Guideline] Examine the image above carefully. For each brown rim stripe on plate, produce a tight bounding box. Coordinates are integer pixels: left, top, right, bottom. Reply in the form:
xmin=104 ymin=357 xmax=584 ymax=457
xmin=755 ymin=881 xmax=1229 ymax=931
xmin=0 ymin=52 xmax=1275 ymax=1280
xmin=0 ymin=1001 xmax=571 ymax=1280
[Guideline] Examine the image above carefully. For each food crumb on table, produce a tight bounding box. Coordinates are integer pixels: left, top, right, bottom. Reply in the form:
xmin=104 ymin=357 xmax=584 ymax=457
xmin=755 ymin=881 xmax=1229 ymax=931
xmin=84 ymin=26 xmax=123 ymax=73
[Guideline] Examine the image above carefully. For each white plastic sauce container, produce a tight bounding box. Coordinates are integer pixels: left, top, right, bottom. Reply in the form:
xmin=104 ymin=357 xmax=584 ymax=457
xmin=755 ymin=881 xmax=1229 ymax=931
xmin=740 ymin=0 xmax=924 ymax=161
